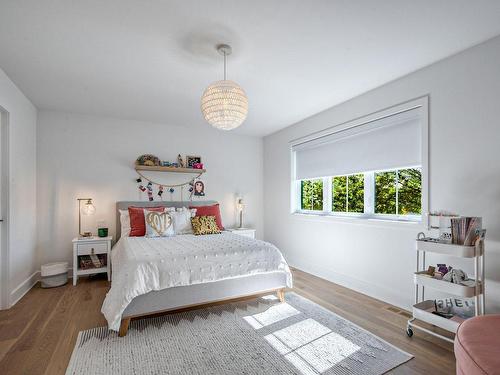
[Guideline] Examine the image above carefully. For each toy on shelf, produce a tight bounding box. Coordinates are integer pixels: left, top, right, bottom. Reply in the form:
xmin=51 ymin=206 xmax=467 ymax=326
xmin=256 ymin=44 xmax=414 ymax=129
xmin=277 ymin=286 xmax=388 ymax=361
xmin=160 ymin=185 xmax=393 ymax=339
xmin=136 ymin=154 xmax=160 ymax=166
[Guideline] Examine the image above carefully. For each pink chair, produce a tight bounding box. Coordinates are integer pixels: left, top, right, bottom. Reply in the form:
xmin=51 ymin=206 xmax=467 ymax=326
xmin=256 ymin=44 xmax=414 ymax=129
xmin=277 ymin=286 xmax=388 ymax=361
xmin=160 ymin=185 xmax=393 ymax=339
xmin=454 ymin=315 xmax=500 ymax=374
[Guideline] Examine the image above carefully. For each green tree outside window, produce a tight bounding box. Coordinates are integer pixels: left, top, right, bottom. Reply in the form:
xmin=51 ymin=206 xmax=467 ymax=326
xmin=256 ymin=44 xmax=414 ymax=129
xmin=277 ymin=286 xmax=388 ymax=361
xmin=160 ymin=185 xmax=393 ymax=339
xmin=301 ymin=179 xmax=323 ymax=210
xmin=398 ymin=168 xmax=422 ymax=215
xmin=375 ymin=168 xmax=421 ymax=215
xmin=332 ymin=174 xmax=364 ymax=213
xmin=332 ymin=176 xmax=347 ymax=212
xmin=375 ymin=171 xmax=397 ymax=214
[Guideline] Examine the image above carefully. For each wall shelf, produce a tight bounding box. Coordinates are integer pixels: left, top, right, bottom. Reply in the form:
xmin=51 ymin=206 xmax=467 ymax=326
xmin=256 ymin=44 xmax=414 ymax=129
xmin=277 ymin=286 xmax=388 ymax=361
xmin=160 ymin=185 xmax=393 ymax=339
xmin=135 ymin=165 xmax=206 ymax=174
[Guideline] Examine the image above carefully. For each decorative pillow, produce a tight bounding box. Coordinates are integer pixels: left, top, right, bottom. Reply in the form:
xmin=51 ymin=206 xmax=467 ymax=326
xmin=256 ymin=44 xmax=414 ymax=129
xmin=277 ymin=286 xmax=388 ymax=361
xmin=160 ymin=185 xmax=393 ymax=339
xmin=119 ymin=209 xmax=131 ymax=237
xmin=144 ymin=209 xmax=174 ymax=237
xmin=128 ymin=206 xmax=174 ymax=236
xmin=170 ymin=207 xmax=197 ymax=234
xmin=190 ymin=204 xmax=224 ymax=230
xmin=191 ymin=215 xmax=221 ymax=235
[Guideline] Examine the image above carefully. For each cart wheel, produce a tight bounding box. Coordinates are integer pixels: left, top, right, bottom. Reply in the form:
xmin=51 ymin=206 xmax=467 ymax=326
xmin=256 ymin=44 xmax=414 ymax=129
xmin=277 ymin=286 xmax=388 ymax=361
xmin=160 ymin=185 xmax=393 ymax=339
xmin=406 ymin=327 xmax=413 ymax=337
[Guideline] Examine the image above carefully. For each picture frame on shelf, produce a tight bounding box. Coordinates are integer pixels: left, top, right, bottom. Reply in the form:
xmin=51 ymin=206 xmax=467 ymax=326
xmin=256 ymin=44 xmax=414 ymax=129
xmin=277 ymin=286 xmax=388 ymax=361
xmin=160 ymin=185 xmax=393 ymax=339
xmin=186 ymin=155 xmax=202 ymax=168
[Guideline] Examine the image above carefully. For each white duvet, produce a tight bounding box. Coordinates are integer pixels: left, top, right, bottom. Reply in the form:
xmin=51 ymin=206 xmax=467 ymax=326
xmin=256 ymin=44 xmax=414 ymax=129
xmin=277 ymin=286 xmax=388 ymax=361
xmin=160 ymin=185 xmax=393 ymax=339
xmin=101 ymin=232 xmax=292 ymax=331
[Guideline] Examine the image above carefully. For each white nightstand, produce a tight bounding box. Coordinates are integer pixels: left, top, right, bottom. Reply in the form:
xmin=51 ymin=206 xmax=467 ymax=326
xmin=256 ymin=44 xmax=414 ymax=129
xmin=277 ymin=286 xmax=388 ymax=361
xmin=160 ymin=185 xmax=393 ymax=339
xmin=72 ymin=236 xmax=112 ymax=286
xmin=226 ymin=228 xmax=256 ymax=239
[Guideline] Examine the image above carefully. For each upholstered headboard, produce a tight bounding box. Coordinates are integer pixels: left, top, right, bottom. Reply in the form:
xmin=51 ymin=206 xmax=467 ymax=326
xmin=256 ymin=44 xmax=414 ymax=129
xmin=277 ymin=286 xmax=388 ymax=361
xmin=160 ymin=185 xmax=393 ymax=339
xmin=115 ymin=200 xmax=218 ymax=240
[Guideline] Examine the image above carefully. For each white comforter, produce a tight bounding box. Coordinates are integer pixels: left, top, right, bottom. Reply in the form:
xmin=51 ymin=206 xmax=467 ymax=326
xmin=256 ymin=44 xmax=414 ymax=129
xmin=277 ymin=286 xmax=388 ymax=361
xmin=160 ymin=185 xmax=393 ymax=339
xmin=101 ymin=232 xmax=292 ymax=331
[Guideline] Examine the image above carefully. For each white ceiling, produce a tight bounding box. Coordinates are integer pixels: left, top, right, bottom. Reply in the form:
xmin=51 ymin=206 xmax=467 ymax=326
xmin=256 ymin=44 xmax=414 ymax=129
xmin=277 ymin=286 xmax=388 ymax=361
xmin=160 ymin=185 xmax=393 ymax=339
xmin=1 ymin=1 xmax=500 ymax=136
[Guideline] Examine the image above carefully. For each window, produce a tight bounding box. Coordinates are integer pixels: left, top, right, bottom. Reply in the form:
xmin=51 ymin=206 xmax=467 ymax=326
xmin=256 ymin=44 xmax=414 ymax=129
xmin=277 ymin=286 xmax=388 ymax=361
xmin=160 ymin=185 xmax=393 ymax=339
xmin=291 ymin=98 xmax=428 ymax=222
xmin=374 ymin=168 xmax=422 ymax=215
xmin=332 ymin=174 xmax=364 ymax=213
xmin=300 ymin=179 xmax=323 ymax=211
xmin=296 ymin=168 xmax=421 ymax=219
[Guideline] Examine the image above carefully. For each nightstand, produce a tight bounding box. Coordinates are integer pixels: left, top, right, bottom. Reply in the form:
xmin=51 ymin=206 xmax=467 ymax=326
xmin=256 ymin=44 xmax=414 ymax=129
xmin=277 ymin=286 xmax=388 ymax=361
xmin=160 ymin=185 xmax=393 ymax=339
xmin=226 ymin=228 xmax=256 ymax=239
xmin=72 ymin=236 xmax=112 ymax=285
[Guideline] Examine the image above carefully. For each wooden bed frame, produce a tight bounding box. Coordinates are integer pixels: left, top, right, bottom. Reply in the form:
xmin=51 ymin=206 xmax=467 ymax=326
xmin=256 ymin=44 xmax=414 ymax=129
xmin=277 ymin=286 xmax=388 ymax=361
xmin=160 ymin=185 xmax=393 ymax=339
xmin=118 ymin=288 xmax=285 ymax=337
xmin=114 ymin=201 xmax=288 ymax=337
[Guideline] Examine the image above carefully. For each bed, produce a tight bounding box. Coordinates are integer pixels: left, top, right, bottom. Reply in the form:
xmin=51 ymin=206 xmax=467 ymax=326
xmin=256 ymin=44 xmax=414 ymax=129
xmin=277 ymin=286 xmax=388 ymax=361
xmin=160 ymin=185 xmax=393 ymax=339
xmin=101 ymin=201 xmax=293 ymax=336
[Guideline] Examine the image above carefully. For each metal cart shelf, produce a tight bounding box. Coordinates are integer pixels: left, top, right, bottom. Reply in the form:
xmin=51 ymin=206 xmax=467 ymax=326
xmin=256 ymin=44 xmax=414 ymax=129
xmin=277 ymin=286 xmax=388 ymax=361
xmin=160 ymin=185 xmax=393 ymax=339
xmin=406 ymin=231 xmax=486 ymax=343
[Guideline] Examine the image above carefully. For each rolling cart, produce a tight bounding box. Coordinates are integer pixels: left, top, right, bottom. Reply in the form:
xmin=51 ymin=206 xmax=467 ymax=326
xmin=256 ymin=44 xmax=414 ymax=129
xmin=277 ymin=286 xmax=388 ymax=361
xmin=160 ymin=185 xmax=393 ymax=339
xmin=406 ymin=230 xmax=486 ymax=343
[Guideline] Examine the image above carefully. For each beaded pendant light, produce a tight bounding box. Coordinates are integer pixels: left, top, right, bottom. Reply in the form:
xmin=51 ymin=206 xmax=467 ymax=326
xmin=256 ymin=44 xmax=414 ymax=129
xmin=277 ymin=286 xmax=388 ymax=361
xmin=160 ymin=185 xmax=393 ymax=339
xmin=201 ymin=44 xmax=248 ymax=130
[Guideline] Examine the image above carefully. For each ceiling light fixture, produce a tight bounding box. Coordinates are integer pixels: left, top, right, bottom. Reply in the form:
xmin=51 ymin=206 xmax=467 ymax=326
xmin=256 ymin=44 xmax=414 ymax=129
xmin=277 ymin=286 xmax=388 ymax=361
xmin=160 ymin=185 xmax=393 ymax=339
xmin=201 ymin=44 xmax=248 ymax=131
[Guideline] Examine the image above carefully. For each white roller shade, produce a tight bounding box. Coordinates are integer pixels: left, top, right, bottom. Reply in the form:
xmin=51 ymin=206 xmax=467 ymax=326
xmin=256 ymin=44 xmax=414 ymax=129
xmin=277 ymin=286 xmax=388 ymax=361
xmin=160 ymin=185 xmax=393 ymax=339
xmin=293 ymin=108 xmax=421 ymax=180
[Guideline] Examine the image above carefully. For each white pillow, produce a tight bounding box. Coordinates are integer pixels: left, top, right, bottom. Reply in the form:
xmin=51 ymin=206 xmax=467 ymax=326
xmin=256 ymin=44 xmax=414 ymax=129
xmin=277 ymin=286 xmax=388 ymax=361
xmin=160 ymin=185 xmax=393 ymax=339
xmin=119 ymin=209 xmax=131 ymax=237
xmin=171 ymin=207 xmax=197 ymax=234
xmin=144 ymin=209 xmax=175 ymax=237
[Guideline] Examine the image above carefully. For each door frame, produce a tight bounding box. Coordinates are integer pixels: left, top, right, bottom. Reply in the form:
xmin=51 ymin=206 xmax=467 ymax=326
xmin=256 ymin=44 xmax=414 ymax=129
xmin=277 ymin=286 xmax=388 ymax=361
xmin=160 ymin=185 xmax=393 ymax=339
xmin=0 ymin=107 xmax=10 ymax=309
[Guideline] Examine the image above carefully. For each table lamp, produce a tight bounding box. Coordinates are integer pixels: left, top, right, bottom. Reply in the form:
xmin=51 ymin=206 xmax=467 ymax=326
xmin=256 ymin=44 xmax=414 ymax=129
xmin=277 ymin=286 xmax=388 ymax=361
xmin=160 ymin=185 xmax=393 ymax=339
xmin=78 ymin=198 xmax=96 ymax=237
xmin=236 ymin=197 xmax=245 ymax=228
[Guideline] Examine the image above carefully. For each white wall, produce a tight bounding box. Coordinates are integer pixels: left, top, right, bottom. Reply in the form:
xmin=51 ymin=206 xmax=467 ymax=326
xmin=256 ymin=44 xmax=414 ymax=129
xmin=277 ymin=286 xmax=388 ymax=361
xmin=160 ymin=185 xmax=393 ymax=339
xmin=0 ymin=67 xmax=37 ymax=307
xmin=264 ymin=36 xmax=500 ymax=312
xmin=37 ymin=111 xmax=263 ymax=266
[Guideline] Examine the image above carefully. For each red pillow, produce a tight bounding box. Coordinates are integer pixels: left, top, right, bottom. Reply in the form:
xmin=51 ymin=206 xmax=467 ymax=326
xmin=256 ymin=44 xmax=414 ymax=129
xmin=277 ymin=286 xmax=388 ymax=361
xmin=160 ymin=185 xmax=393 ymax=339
xmin=128 ymin=206 xmax=166 ymax=236
xmin=190 ymin=204 xmax=224 ymax=230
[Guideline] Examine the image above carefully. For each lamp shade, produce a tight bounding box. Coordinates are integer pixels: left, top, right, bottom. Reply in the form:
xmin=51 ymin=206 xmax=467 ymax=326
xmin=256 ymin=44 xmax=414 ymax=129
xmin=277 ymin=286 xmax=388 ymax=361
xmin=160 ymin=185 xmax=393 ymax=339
xmin=236 ymin=197 xmax=245 ymax=211
xmin=201 ymin=80 xmax=248 ymax=130
xmin=80 ymin=200 xmax=96 ymax=215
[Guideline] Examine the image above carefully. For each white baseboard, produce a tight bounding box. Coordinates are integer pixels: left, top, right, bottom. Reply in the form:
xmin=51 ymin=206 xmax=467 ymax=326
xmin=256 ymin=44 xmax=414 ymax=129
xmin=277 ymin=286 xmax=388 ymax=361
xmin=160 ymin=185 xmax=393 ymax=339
xmin=289 ymin=259 xmax=411 ymax=312
xmin=9 ymin=270 xmax=40 ymax=307
xmin=8 ymin=267 xmax=76 ymax=308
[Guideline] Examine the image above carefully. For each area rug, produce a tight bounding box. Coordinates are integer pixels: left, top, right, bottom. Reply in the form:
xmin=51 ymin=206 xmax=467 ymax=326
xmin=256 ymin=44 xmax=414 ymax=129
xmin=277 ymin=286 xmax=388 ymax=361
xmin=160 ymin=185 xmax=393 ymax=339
xmin=66 ymin=293 xmax=412 ymax=375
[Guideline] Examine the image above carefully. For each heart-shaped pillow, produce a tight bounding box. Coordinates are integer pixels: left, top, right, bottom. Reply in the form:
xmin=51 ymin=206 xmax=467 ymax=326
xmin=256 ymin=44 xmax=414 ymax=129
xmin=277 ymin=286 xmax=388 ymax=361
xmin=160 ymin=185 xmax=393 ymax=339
xmin=144 ymin=209 xmax=174 ymax=237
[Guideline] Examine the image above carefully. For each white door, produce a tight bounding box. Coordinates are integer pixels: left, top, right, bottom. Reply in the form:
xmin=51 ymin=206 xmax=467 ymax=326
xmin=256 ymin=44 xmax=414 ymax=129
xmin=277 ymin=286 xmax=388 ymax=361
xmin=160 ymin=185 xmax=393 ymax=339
xmin=0 ymin=109 xmax=8 ymax=309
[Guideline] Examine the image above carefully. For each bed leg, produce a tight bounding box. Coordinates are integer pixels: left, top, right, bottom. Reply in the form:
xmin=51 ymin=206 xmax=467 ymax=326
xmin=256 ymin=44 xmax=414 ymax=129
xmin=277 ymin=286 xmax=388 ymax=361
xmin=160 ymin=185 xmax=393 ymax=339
xmin=119 ymin=318 xmax=131 ymax=337
xmin=277 ymin=289 xmax=285 ymax=303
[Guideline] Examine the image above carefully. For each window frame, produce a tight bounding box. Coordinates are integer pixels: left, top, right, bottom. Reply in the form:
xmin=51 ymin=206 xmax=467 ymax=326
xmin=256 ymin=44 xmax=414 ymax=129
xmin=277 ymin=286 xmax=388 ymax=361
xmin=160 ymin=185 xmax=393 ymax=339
xmin=290 ymin=96 xmax=429 ymax=224
xmin=294 ymin=166 xmax=422 ymax=222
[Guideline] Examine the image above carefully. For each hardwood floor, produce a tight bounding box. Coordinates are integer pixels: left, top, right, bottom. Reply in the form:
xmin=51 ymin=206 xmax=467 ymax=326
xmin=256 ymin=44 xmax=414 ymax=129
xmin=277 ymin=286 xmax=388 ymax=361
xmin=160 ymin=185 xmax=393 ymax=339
xmin=0 ymin=269 xmax=455 ymax=374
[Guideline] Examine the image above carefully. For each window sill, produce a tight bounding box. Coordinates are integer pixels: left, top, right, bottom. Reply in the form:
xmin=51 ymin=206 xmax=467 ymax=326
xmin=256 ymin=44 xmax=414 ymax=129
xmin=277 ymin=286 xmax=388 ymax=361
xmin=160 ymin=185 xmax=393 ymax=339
xmin=292 ymin=211 xmax=424 ymax=228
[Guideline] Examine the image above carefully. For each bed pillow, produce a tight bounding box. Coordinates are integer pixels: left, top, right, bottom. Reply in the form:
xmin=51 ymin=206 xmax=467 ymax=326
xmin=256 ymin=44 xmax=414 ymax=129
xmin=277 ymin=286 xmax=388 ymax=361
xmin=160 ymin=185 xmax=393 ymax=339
xmin=171 ymin=207 xmax=197 ymax=234
xmin=128 ymin=206 xmax=173 ymax=236
xmin=119 ymin=209 xmax=131 ymax=237
xmin=190 ymin=204 xmax=224 ymax=230
xmin=144 ymin=209 xmax=175 ymax=237
xmin=191 ymin=215 xmax=221 ymax=235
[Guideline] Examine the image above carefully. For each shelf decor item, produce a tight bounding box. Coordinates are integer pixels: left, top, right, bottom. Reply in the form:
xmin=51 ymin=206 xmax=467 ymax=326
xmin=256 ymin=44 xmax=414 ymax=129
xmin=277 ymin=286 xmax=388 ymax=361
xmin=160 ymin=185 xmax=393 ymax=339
xmin=77 ymin=198 xmax=96 ymax=238
xmin=136 ymin=154 xmax=160 ymax=166
xmin=201 ymin=44 xmax=248 ymax=131
xmin=186 ymin=155 xmax=202 ymax=168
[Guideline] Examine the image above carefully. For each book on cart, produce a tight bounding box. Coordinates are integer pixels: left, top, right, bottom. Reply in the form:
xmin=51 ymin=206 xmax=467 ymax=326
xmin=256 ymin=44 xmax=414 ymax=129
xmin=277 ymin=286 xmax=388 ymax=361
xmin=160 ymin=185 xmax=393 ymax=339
xmin=451 ymin=216 xmax=482 ymax=245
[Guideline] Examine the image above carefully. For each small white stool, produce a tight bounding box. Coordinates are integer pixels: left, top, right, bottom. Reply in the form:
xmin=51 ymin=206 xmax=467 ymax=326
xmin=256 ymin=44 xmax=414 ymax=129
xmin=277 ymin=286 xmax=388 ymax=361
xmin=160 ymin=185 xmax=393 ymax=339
xmin=41 ymin=262 xmax=68 ymax=288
